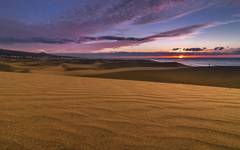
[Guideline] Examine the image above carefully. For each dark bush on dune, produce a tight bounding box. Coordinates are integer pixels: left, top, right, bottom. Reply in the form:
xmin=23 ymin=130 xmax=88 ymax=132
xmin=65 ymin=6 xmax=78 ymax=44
xmin=0 ymin=63 xmax=30 ymax=73
xmin=0 ymin=63 xmax=15 ymax=72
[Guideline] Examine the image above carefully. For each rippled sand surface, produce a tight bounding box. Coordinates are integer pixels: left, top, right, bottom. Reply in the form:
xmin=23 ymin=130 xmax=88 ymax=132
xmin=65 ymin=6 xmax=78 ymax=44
xmin=0 ymin=72 xmax=240 ymax=150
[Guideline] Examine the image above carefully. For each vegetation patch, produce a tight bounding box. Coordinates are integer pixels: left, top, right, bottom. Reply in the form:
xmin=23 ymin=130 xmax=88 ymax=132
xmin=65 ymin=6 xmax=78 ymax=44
xmin=0 ymin=63 xmax=30 ymax=73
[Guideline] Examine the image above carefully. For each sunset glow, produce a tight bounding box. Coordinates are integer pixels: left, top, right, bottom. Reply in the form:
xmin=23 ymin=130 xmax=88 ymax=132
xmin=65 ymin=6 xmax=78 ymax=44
xmin=178 ymin=55 xmax=184 ymax=59
xmin=112 ymin=54 xmax=240 ymax=59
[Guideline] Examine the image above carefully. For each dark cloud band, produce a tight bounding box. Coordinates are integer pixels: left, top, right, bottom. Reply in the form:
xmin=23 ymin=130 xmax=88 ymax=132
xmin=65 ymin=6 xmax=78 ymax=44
xmin=0 ymin=23 xmax=210 ymax=45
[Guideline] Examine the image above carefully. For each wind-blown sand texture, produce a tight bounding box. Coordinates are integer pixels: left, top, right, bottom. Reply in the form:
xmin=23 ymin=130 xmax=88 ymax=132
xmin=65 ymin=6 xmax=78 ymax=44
xmin=0 ymin=72 xmax=240 ymax=150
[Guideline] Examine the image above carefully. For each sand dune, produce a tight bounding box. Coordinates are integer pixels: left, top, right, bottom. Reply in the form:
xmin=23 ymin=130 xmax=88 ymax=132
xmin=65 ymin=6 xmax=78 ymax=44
xmin=0 ymin=72 xmax=240 ymax=150
xmin=87 ymin=67 xmax=240 ymax=89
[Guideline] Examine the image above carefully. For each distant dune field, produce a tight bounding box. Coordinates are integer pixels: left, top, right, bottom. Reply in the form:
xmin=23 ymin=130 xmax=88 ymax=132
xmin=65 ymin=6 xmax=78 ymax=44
xmin=0 ymin=72 xmax=240 ymax=150
xmin=1 ymin=58 xmax=240 ymax=89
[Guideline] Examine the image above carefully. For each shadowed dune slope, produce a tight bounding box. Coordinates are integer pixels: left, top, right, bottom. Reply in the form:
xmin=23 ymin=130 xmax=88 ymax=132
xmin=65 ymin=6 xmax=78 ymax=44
xmin=0 ymin=72 xmax=240 ymax=150
xmin=86 ymin=67 xmax=240 ymax=89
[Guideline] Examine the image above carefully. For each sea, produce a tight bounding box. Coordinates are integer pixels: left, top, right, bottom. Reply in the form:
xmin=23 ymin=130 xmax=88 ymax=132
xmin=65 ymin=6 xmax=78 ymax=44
xmin=152 ymin=58 xmax=240 ymax=67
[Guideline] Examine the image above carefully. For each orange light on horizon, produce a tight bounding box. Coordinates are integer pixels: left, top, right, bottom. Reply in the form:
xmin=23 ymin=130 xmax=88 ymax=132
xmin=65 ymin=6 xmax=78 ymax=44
xmin=171 ymin=55 xmax=189 ymax=59
xmin=178 ymin=55 xmax=184 ymax=59
xmin=112 ymin=54 xmax=240 ymax=59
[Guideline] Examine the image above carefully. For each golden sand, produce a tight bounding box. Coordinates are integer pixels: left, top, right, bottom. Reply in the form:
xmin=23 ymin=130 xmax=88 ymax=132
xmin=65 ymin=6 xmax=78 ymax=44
xmin=0 ymin=72 xmax=240 ymax=150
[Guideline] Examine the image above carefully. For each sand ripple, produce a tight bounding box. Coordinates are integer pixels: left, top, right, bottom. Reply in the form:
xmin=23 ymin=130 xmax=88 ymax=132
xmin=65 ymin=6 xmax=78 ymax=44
xmin=0 ymin=72 xmax=240 ymax=150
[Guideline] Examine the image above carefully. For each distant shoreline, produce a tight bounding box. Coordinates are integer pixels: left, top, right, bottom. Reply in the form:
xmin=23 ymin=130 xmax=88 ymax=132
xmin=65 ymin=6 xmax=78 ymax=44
xmin=151 ymin=58 xmax=240 ymax=67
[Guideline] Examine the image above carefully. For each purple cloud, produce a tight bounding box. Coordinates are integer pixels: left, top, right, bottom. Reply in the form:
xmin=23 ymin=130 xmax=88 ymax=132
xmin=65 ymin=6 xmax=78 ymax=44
xmin=0 ymin=0 xmax=224 ymax=39
xmin=0 ymin=0 xmax=239 ymax=52
xmin=0 ymin=23 xmax=210 ymax=45
xmin=214 ymin=47 xmax=225 ymax=51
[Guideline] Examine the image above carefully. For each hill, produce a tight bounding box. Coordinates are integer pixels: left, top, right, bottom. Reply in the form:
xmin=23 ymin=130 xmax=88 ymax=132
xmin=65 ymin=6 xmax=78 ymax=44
xmin=0 ymin=49 xmax=60 ymax=58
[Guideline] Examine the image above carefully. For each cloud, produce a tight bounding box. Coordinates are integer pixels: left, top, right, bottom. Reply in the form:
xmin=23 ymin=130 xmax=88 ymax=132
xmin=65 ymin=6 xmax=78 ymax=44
xmin=183 ymin=48 xmax=207 ymax=52
xmin=147 ymin=23 xmax=211 ymax=38
xmin=133 ymin=0 xmax=216 ymax=24
xmin=172 ymin=48 xmax=181 ymax=51
xmin=172 ymin=47 xmax=207 ymax=52
xmin=0 ymin=37 xmax=74 ymax=44
xmin=68 ymin=23 xmax=213 ymax=51
xmin=56 ymin=0 xmax=220 ymax=37
xmin=0 ymin=23 xmax=210 ymax=46
xmin=214 ymin=47 xmax=225 ymax=51
xmin=78 ymin=36 xmax=145 ymax=42
xmin=0 ymin=0 xmax=225 ymax=39
xmin=80 ymin=23 xmax=211 ymax=43
xmin=0 ymin=0 xmax=239 ymax=52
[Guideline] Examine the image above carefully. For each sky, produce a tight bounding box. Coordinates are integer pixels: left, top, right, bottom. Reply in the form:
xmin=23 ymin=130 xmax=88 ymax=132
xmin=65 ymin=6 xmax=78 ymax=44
xmin=0 ymin=0 xmax=240 ymax=54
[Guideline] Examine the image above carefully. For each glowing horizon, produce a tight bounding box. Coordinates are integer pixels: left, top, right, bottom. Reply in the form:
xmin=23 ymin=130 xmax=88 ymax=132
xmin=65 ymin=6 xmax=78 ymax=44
xmin=112 ymin=54 xmax=240 ymax=59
